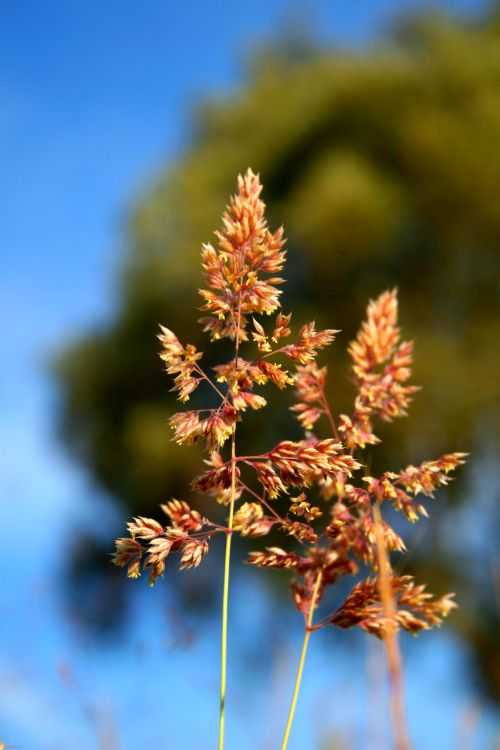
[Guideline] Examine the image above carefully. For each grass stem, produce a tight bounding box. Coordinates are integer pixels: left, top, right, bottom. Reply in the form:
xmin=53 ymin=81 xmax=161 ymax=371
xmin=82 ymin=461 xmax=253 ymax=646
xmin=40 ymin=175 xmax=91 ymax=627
xmin=280 ymin=569 xmax=323 ymax=750
xmin=218 ymin=428 xmax=237 ymax=750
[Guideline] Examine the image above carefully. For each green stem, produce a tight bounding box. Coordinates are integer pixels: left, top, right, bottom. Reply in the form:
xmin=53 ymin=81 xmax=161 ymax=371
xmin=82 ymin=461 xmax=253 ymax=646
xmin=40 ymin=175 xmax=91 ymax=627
xmin=280 ymin=570 xmax=323 ymax=750
xmin=218 ymin=428 xmax=237 ymax=750
xmin=217 ymin=268 xmax=243 ymax=749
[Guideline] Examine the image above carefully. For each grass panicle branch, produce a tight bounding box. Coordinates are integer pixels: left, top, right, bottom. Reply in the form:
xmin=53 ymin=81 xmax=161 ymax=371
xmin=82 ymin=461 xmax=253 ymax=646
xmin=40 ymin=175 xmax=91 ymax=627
xmin=372 ymin=499 xmax=411 ymax=750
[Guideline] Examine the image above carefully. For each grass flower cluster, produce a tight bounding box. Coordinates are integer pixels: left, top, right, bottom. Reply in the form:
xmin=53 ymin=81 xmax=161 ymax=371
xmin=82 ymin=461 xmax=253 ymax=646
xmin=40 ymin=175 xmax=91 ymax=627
xmin=113 ymin=170 xmax=466 ymax=749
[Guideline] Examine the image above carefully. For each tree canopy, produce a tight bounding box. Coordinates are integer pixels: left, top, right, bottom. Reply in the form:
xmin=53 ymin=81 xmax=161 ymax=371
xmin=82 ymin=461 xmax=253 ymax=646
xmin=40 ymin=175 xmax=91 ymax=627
xmin=56 ymin=12 xmax=500 ymax=697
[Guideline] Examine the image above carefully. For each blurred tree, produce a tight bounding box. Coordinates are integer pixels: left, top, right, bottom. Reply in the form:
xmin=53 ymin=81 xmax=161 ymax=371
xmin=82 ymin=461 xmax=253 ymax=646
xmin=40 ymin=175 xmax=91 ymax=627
xmin=56 ymin=12 xmax=500 ymax=696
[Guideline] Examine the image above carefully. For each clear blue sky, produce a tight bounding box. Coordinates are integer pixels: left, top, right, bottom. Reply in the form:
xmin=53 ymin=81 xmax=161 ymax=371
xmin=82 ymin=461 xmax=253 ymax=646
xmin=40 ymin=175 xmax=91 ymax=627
xmin=0 ymin=0 xmax=487 ymax=355
xmin=0 ymin=1 xmax=495 ymax=748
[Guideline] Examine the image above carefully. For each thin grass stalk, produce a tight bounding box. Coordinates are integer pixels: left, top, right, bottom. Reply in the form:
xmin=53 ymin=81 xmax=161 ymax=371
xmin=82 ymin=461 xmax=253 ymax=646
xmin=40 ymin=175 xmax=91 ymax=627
xmin=280 ymin=569 xmax=324 ymax=750
xmin=218 ymin=428 xmax=237 ymax=750
xmin=372 ymin=500 xmax=411 ymax=750
xmin=218 ymin=288 xmax=243 ymax=750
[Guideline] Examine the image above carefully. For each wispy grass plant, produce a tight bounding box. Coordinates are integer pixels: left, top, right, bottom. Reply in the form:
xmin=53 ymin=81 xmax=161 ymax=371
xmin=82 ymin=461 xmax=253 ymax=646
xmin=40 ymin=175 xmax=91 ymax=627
xmin=113 ymin=170 xmax=466 ymax=749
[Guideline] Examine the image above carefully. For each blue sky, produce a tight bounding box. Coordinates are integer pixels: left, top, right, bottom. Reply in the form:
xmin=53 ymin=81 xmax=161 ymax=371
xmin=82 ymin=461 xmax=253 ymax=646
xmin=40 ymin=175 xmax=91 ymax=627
xmin=0 ymin=0 xmax=488 ymax=357
xmin=0 ymin=1 xmax=496 ymax=748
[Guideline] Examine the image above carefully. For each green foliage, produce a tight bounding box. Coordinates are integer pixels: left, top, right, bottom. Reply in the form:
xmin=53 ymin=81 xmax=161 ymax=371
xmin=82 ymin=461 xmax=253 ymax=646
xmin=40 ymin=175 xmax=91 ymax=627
xmin=55 ymin=13 xmax=500 ymax=694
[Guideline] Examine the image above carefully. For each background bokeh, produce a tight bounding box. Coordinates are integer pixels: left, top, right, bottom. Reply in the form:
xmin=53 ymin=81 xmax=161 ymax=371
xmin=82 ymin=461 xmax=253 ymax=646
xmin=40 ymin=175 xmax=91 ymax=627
xmin=2 ymin=1 xmax=500 ymax=748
